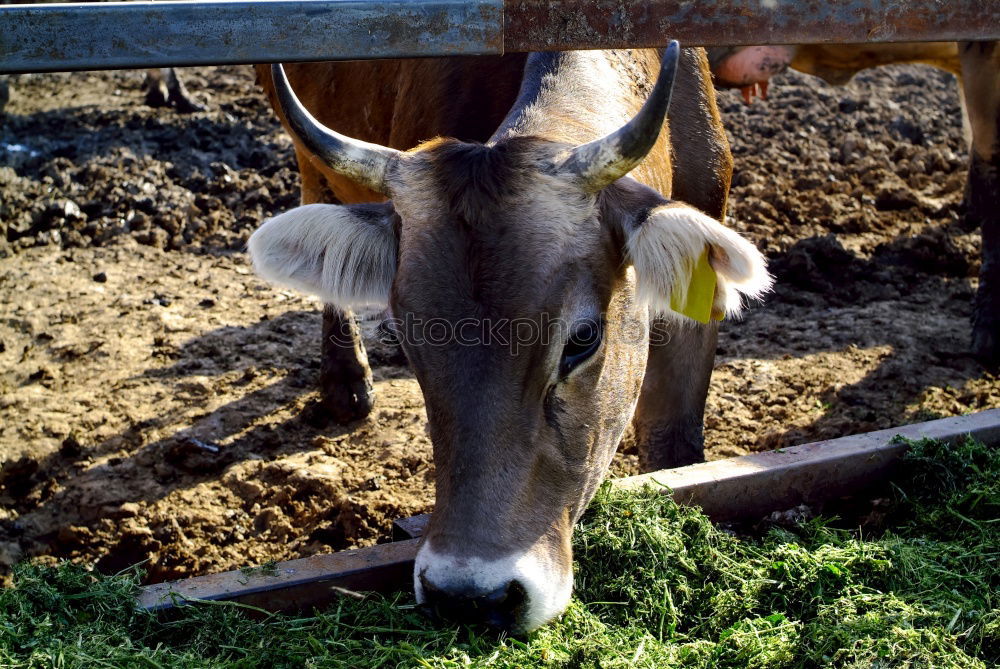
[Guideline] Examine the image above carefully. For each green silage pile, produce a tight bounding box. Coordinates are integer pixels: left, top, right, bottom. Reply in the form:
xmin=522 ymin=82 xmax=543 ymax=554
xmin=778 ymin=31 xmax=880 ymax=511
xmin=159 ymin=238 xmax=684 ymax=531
xmin=2 ymin=437 xmax=998 ymax=668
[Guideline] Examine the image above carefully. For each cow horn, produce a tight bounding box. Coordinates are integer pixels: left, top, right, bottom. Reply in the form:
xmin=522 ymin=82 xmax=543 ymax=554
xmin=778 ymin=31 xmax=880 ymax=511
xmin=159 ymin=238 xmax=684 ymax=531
xmin=559 ymin=41 xmax=681 ymax=192
xmin=271 ymin=63 xmax=401 ymax=195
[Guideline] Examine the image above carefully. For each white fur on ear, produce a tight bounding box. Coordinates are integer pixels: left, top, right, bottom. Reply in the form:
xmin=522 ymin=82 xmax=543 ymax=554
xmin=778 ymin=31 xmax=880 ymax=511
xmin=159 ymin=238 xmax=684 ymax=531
xmin=248 ymin=203 xmax=397 ymax=308
xmin=626 ymin=203 xmax=772 ymax=319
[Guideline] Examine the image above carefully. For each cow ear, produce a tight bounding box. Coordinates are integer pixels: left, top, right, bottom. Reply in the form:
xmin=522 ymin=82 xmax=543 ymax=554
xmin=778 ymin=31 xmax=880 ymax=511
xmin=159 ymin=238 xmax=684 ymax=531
xmin=624 ymin=202 xmax=772 ymax=319
xmin=248 ymin=202 xmax=399 ymax=308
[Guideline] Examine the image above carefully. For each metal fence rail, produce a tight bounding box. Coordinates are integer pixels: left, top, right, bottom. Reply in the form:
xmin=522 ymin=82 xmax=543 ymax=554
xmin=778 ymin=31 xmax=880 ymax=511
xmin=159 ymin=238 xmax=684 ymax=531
xmin=1 ymin=0 xmax=998 ymax=74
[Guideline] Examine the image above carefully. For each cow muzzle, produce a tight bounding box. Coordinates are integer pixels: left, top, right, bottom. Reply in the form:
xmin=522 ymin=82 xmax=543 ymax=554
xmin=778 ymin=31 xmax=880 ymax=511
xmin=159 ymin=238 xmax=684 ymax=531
xmin=412 ymin=539 xmax=573 ymax=634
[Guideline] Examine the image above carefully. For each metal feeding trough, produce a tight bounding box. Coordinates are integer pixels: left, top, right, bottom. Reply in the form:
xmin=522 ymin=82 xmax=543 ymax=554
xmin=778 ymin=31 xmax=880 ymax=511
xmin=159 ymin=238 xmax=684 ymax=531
xmin=138 ymin=409 xmax=1000 ymax=614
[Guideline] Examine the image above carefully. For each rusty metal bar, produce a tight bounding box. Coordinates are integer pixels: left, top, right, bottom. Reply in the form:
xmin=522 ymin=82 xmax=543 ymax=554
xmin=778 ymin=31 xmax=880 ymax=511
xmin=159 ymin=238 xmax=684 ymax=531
xmin=2 ymin=0 xmax=998 ymax=74
xmin=139 ymin=409 xmax=1000 ymax=613
xmin=392 ymin=514 xmax=431 ymax=541
xmin=139 ymin=538 xmax=419 ymax=613
xmin=0 ymin=0 xmax=504 ymax=73
xmin=618 ymin=408 xmax=1000 ymax=521
xmin=503 ymin=0 xmax=1000 ymax=52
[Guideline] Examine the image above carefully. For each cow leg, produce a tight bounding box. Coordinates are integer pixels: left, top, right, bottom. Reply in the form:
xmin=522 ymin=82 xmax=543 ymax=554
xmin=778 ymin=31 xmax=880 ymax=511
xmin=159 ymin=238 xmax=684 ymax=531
xmin=0 ymin=77 xmax=9 ymax=116
xmin=144 ymin=68 xmax=204 ymax=113
xmin=144 ymin=69 xmax=170 ymax=108
xmin=633 ymin=47 xmax=733 ymax=470
xmin=295 ymin=155 xmax=377 ymax=422
xmin=163 ymin=68 xmax=205 ymax=114
xmin=634 ymin=320 xmax=719 ymax=470
xmin=960 ymin=42 xmax=1000 ymax=365
xmin=320 ymin=305 xmax=375 ymax=422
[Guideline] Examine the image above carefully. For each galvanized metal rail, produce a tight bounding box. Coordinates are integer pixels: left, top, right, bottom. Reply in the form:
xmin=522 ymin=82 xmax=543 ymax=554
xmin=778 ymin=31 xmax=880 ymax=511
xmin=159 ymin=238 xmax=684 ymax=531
xmin=2 ymin=0 xmax=998 ymax=74
xmin=139 ymin=408 xmax=1000 ymax=614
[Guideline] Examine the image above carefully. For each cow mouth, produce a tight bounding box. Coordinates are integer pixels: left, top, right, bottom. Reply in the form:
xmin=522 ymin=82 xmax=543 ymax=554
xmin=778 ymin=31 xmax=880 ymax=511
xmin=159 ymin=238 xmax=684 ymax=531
xmin=417 ymin=572 xmax=529 ymax=633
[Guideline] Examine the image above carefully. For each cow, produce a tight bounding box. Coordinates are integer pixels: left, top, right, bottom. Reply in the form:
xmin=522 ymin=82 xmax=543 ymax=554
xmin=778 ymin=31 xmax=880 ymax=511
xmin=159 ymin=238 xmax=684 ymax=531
xmin=248 ymin=43 xmax=771 ymax=632
xmin=708 ymin=42 xmax=1000 ymax=365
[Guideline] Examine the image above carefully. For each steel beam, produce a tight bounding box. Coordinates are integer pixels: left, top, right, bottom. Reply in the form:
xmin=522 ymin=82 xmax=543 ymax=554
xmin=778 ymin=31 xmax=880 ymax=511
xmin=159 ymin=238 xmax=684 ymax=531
xmin=2 ymin=0 xmax=999 ymax=74
xmin=0 ymin=0 xmax=504 ymax=73
xmin=139 ymin=538 xmax=419 ymax=613
xmin=618 ymin=408 xmax=1000 ymax=521
xmin=504 ymin=0 xmax=1000 ymax=52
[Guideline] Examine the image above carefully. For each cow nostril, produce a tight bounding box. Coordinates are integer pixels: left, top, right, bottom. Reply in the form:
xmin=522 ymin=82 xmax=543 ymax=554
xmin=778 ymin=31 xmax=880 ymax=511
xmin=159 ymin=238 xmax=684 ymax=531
xmin=419 ymin=576 xmax=528 ymax=632
xmin=482 ymin=582 xmax=511 ymax=606
xmin=480 ymin=579 xmax=526 ymax=630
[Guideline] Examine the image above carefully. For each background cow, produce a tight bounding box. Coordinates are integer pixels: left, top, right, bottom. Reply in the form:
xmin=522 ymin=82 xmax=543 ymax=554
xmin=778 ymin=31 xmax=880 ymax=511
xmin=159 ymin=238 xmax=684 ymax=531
xmin=709 ymin=42 xmax=1000 ymax=365
xmin=250 ymin=45 xmax=770 ymax=631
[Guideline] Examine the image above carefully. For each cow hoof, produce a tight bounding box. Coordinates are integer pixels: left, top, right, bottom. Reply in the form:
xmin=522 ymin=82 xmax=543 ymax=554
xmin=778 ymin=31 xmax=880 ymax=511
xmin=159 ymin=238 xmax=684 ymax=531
xmin=635 ymin=421 xmax=706 ymax=472
xmin=971 ymin=323 xmax=1000 ymax=369
xmin=171 ymin=94 xmax=206 ymax=114
xmin=0 ymin=78 xmax=9 ymax=115
xmin=144 ymin=84 xmax=170 ymax=109
xmin=319 ymin=383 xmax=375 ymax=424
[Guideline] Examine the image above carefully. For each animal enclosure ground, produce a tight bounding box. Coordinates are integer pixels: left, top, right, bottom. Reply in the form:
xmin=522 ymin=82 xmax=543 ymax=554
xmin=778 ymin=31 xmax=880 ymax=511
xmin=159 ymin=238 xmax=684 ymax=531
xmin=2 ymin=61 xmax=999 ymax=583
xmin=2 ymin=437 xmax=997 ymax=667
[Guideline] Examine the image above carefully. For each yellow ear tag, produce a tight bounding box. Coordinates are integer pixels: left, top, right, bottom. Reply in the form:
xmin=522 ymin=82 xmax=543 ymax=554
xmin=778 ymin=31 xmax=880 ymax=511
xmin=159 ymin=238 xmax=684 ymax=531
xmin=669 ymin=248 xmax=719 ymax=324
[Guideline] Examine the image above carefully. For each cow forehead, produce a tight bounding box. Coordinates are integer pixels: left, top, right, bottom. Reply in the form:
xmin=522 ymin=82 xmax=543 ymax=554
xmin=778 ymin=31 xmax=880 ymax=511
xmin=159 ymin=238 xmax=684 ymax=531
xmin=390 ymin=137 xmax=591 ymax=227
xmin=393 ymin=205 xmax=612 ymax=319
xmin=389 ymin=139 xmax=616 ymax=316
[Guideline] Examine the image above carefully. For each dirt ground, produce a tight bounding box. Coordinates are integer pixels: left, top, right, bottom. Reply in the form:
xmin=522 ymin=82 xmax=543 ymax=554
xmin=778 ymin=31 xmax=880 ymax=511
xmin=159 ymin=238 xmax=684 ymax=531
xmin=1 ymin=60 xmax=997 ymax=585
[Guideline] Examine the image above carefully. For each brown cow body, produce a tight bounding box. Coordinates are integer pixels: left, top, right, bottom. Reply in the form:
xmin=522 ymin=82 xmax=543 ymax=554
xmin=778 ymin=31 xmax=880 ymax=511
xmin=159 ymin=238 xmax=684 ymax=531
xmin=250 ymin=47 xmax=770 ymax=632
xmin=710 ymin=42 xmax=1000 ymax=364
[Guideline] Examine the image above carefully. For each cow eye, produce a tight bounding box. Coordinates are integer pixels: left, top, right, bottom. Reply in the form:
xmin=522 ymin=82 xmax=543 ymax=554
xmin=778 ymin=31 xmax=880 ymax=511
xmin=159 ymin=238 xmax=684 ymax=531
xmin=559 ymin=319 xmax=603 ymax=377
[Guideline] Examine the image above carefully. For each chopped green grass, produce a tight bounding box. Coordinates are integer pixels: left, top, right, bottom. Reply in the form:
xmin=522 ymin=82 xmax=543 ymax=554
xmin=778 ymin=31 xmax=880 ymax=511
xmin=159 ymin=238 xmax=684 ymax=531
xmin=2 ymin=437 xmax=998 ymax=667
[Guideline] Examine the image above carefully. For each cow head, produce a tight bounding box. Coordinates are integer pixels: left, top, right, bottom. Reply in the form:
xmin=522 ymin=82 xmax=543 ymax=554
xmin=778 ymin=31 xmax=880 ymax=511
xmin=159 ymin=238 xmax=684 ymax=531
xmin=249 ymin=45 xmax=770 ymax=633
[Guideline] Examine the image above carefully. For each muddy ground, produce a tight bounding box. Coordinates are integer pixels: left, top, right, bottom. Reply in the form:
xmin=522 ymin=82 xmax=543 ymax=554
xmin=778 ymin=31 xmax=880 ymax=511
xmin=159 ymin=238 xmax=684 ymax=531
xmin=1 ymin=61 xmax=997 ymax=584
